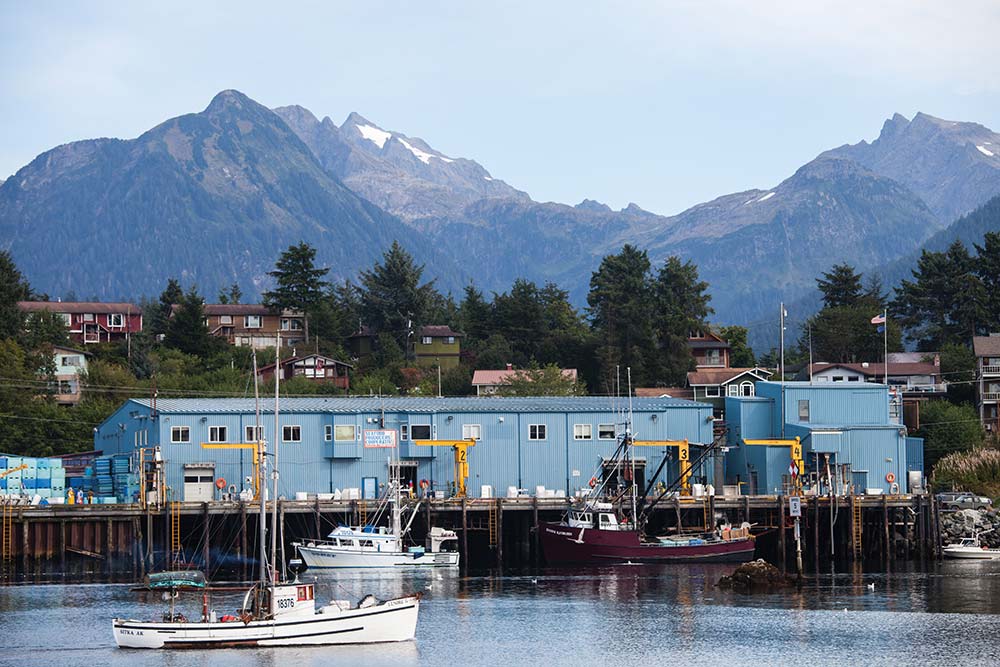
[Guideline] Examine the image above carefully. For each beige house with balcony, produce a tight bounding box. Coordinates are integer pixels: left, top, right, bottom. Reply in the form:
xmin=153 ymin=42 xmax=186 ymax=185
xmin=181 ymin=304 xmax=306 ymax=349
xmin=974 ymin=336 xmax=1000 ymax=431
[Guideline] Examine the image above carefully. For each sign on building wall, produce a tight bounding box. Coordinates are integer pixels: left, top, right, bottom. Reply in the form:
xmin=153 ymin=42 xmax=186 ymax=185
xmin=363 ymin=429 xmax=398 ymax=448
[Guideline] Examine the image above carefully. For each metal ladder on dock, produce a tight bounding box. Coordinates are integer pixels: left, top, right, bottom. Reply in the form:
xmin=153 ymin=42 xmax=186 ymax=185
xmin=357 ymin=500 xmax=367 ymax=527
xmin=1 ymin=502 xmax=12 ymax=569
xmin=852 ymin=497 xmax=863 ymax=559
xmin=488 ymin=500 xmax=499 ymax=547
xmin=169 ymin=500 xmax=182 ymax=567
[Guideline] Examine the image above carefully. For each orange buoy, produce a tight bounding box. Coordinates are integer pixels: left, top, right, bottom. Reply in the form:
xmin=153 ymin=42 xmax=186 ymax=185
xmin=885 ymin=472 xmax=896 ymax=484
xmin=215 ymin=477 xmax=227 ymax=490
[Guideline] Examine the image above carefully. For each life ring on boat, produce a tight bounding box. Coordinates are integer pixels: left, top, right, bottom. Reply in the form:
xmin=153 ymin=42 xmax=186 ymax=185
xmin=589 ymin=477 xmax=597 ymax=488
xmin=215 ymin=477 xmax=227 ymax=490
xmin=885 ymin=472 xmax=896 ymax=484
xmin=419 ymin=479 xmax=430 ymax=490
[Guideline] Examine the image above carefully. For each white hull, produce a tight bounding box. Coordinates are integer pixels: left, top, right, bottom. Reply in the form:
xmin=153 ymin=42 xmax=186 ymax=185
xmin=113 ymin=595 xmax=419 ymax=648
xmin=943 ymin=547 xmax=1000 ymax=560
xmin=298 ymin=545 xmax=460 ymax=569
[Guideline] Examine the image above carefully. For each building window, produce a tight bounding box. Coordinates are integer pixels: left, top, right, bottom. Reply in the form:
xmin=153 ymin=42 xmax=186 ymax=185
xmin=574 ymin=424 xmax=592 ymax=440
xmin=170 ymin=426 xmax=190 ymax=443
xmin=705 ymin=349 xmax=721 ymax=365
xmin=108 ymin=313 xmax=124 ymax=327
xmin=280 ymin=318 xmax=303 ymax=330
xmin=421 ymin=336 xmax=432 ymax=345
xmin=62 ymin=355 xmax=82 ymax=367
xmin=598 ymin=424 xmax=616 ymax=440
xmin=244 ymin=425 xmax=263 ymax=442
xmin=727 ymin=384 xmax=740 ymax=397
xmin=282 ymin=425 xmax=302 ymax=442
xmin=400 ymin=423 xmax=408 ymax=441
xmin=704 ymin=386 xmax=720 ymax=398
xmin=219 ymin=315 xmax=233 ymax=325
xmin=59 ymin=313 xmax=72 ymax=326
xmin=740 ymin=381 xmax=755 ymax=397
xmin=245 ymin=315 xmax=262 ymax=329
xmin=334 ymin=425 xmax=355 ymax=441
xmin=462 ymin=424 xmax=481 ymax=440
xmin=798 ymin=400 xmax=810 ymax=422
xmin=83 ymin=313 xmax=94 ymax=322
xmin=324 ymin=425 xmax=332 ymax=441
xmin=447 ymin=336 xmax=455 ymax=344
xmin=208 ymin=426 xmax=227 ymax=443
xmin=832 ymin=375 xmax=844 ymax=382
xmin=848 ymin=376 xmax=859 ymax=382
xmin=410 ymin=424 xmax=431 ymax=440
xmin=529 ymin=424 xmax=547 ymax=440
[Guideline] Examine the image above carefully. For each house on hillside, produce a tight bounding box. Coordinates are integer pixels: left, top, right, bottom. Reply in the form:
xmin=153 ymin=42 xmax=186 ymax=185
xmin=687 ymin=367 xmax=774 ymax=419
xmin=688 ymin=329 xmax=730 ymax=368
xmin=256 ymin=353 xmax=352 ymax=390
xmin=472 ymin=365 xmax=578 ymax=396
xmin=19 ymin=301 xmax=142 ymax=345
xmin=974 ymin=335 xmax=1000 ymax=431
xmin=414 ymin=326 xmax=463 ymax=369
xmin=807 ymin=356 xmax=945 ymax=396
xmin=189 ymin=304 xmax=306 ymax=349
xmin=50 ymin=345 xmax=89 ymax=405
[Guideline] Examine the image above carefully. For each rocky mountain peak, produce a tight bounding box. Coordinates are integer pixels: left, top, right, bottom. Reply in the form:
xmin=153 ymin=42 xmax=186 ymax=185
xmin=575 ymin=199 xmax=611 ymax=212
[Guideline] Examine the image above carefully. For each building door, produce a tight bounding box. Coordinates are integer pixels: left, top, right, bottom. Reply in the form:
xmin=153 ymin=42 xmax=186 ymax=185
xmin=362 ymin=476 xmax=378 ymax=500
xmin=183 ymin=465 xmax=216 ymax=502
xmin=851 ymin=471 xmax=868 ymax=494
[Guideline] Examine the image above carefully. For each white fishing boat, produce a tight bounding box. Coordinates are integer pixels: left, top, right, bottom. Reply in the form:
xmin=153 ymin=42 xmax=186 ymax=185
xmin=943 ymin=534 xmax=1000 ymax=560
xmin=113 ymin=347 xmax=421 ymax=648
xmin=294 ymin=454 xmax=459 ymax=568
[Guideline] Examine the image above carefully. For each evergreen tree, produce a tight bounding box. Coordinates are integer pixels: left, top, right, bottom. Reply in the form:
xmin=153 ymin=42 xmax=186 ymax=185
xmin=0 ymin=251 xmax=31 ymax=340
xmin=459 ymin=284 xmax=493 ymax=344
xmin=263 ymin=242 xmax=331 ymax=343
xmin=163 ymin=287 xmax=215 ymax=358
xmin=217 ymin=283 xmax=242 ymax=305
xmin=892 ymin=240 xmax=984 ymax=350
xmin=654 ymin=256 xmax=713 ymax=384
xmin=719 ymin=325 xmax=755 ymax=367
xmin=587 ymin=245 xmax=657 ymax=389
xmin=150 ymin=278 xmax=183 ymax=337
xmin=816 ymin=263 xmax=863 ymax=308
xmin=359 ymin=242 xmax=438 ymax=350
xmin=974 ymin=231 xmax=1000 ymax=330
xmin=493 ymin=279 xmax=546 ymax=364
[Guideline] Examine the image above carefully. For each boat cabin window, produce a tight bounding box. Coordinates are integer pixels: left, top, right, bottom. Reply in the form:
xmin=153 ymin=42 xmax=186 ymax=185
xmin=359 ymin=539 xmax=374 ymax=547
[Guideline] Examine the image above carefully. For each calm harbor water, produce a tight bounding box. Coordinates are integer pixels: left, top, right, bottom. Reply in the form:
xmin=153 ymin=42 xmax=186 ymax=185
xmin=3 ymin=562 xmax=1000 ymax=666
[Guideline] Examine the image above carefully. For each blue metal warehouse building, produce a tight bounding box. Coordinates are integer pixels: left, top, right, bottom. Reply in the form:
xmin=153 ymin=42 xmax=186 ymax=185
xmin=95 ymin=396 xmax=716 ymax=501
xmin=725 ymin=381 xmax=924 ymax=495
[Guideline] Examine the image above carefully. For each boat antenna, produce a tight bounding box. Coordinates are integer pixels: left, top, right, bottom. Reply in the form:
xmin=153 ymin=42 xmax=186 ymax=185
xmin=271 ymin=333 xmax=282 ymax=584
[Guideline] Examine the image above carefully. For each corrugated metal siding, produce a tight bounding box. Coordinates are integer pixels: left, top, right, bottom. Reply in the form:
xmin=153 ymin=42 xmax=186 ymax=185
xmin=756 ymin=382 xmax=889 ymax=426
xmin=906 ymin=437 xmax=924 ymax=473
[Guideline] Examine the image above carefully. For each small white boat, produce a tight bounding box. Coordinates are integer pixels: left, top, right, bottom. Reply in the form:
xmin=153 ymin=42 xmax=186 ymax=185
xmin=113 ymin=583 xmax=419 ymax=648
xmin=295 ymin=524 xmax=459 ymax=568
xmin=943 ymin=535 xmax=1000 ymax=560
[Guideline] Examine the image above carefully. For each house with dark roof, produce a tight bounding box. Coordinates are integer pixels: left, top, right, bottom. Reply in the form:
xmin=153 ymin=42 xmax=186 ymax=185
xmin=687 ymin=367 xmax=774 ymax=419
xmin=688 ymin=330 xmax=730 ymax=368
xmin=807 ymin=357 xmax=945 ymax=396
xmin=974 ymin=335 xmax=1000 ymax=431
xmin=256 ymin=353 xmax=353 ymax=390
xmin=414 ymin=325 xmax=463 ymax=369
xmin=19 ymin=301 xmax=142 ymax=345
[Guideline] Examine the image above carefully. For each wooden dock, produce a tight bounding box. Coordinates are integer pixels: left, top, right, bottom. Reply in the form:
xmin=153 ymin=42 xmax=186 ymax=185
xmin=0 ymin=493 xmax=941 ymax=579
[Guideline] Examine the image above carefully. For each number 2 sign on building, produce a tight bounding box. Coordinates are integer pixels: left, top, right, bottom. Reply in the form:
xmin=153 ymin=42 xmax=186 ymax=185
xmin=363 ymin=429 xmax=398 ymax=448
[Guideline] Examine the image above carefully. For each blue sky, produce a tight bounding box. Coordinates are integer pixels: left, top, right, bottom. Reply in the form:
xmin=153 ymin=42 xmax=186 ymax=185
xmin=2 ymin=1 xmax=999 ymax=215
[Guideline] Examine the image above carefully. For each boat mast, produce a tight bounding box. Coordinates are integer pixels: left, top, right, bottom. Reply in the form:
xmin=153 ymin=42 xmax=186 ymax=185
xmin=627 ymin=368 xmax=636 ymax=523
xmin=252 ymin=350 xmax=267 ymax=589
xmin=271 ymin=333 xmax=281 ymax=585
xmin=386 ymin=396 xmax=402 ymax=540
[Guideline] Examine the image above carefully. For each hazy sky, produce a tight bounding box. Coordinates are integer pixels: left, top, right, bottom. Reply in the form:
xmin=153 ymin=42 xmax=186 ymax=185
xmin=3 ymin=1 xmax=999 ymax=215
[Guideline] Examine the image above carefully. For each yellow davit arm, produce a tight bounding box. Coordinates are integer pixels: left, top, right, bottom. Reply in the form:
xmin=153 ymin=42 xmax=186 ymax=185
xmin=633 ymin=440 xmax=691 ymax=494
xmin=0 ymin=464 xmax=28 ymax=479
xmin=742 ymin=436 xmax=804 ymax=477
xmin=413 ymin=439 xmax=477 ymax=498
xmin=201 ymin=443 xmax=262 ymax=499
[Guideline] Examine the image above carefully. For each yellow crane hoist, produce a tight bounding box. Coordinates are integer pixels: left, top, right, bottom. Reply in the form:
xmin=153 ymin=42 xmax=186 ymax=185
xmin=632 ymin=440 xmax=691 ymax=494
xmin=200 ymin=442 xmax=263 ymax=499
xmin=0 ymin=464 xmax=28 ymax=479
xmin=741 ymin=436 xmax=804 ymax=493
xmin=412 ymin=438 xmax=477 ymax=498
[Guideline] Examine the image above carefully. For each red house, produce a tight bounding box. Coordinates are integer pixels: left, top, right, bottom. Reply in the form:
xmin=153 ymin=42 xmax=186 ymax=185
xmin=19 ymin=301 xmax=142 ymax=345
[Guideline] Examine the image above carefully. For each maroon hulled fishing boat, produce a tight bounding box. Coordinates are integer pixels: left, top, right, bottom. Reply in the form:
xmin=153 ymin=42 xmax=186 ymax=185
xmin=540 ymin=501 xmax=755 ymax=564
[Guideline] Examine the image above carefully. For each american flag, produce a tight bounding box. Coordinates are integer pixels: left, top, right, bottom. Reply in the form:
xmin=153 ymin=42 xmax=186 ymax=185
xmin=870 ymin=314 xmax=886 ymax=325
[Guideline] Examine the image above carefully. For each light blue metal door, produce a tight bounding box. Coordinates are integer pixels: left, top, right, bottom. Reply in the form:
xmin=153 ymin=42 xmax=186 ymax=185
xmin=362 ymin=476 xmax=378 ymax=500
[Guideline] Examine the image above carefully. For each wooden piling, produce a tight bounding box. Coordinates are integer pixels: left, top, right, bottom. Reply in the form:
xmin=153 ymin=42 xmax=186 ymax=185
xmin=106 ymin=518 xmax=114 ymax=574
xmin=532 ymin=496 xmax=539 ymax=565
xmin=813 ymin=496 xmax=820 ymax=571
xmin=23 ymin=518 xmax=30 ymax=573
xmin=240 ymin=502 xmax=247 ymax=582
xmin=314 ymin=497 xmax=321 ymax=539
xmin=60 ymin=520 xmax=67 ymax=574
xmin=882 ymin=495 xmax=890 ymax=563
xmin=461 ymin=498 xmax=469 ymax=568
xmin=779 ymin=496 xmax=787 ymax=572
xmin=496 ymin=500 xmax=504 ymax=569
xmin=202 ymin=502 xmax=211 ymax=574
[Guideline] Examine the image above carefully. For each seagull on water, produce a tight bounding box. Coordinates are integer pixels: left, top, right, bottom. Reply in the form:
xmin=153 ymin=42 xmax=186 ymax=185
xmin=867 ymin=582 xmax=875 ymax=591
